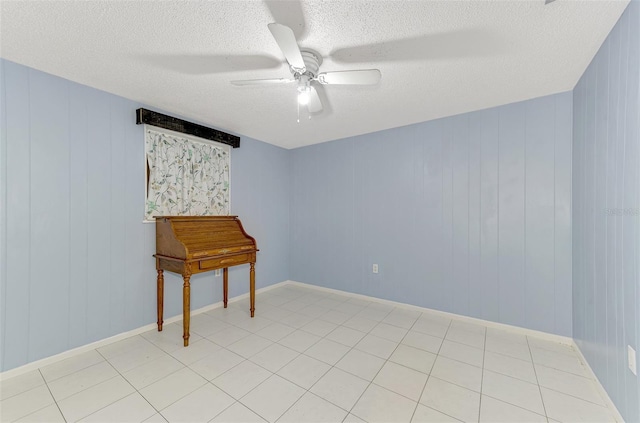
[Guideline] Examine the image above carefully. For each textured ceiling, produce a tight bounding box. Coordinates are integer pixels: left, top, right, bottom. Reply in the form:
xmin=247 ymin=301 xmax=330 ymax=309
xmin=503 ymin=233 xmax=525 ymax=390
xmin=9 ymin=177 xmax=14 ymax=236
xmin=0 ymin=0 xmax=629 ymax=149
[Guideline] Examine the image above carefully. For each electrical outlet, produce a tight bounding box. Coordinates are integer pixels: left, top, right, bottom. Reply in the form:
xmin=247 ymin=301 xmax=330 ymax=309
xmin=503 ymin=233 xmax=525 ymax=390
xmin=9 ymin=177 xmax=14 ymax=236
xmin=215 ymin=269 xmax=221 ymax=277
xmin=629 ymin=345 xmax=637 ymax=375
xmin=372 ymin=264 xmax=379 ymax=274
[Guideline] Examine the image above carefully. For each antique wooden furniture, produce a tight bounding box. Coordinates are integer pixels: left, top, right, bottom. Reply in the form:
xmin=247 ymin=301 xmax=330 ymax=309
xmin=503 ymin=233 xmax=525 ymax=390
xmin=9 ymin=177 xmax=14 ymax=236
xmin=154 ymin=216 xmax=258 ymax=346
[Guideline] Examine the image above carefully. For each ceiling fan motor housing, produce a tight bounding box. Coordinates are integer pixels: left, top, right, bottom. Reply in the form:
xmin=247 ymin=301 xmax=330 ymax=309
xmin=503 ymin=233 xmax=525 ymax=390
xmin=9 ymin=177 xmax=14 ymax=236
xmin=296 ymin=50 xmax=322 ymax=78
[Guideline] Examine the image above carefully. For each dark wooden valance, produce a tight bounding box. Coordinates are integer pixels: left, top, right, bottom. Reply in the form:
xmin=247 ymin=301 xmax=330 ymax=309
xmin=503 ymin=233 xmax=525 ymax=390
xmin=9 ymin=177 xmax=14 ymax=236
xmin=136 ymin=108 xmax=240 ymax=148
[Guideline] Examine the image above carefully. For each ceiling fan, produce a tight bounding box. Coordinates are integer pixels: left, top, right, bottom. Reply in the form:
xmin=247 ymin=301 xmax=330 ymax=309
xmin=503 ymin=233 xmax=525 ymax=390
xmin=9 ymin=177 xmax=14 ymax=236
xmin=231 ymin=23 xmax=382 ymax=114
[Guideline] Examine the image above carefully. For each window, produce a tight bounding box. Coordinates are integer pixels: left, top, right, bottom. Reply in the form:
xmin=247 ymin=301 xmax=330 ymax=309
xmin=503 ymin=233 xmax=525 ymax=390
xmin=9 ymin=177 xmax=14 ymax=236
xmin=144 ymin=125 xmax=230 ymax=222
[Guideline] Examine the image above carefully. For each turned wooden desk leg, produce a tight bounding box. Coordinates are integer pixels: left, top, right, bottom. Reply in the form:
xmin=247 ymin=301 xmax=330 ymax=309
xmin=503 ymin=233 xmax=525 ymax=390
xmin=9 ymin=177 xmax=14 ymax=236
xmin=182 ymin=274 xmax=191 ymax=347
xmin=157 ymin=269 xmax=164 ymax=331
xmin=223 ymin=268 xmax=228 ymax=308
xmin=250 ymin=262 xmax=255 ymax=318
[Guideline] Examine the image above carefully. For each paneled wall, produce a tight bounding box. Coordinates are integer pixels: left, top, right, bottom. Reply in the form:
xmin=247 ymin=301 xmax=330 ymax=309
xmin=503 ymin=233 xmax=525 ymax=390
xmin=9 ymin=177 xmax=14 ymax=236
xmin=290 ymin=92 xmax=573 ymax=336
xmin=0 ymin=59 xmax=290 ymax=372
xmin=572 ymin=1 xmax=640 ymax=421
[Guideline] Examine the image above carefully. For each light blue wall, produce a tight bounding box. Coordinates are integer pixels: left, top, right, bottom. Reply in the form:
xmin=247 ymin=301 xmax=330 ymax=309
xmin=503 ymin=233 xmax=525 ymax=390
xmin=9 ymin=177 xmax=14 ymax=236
xmin=0 ymin=59 xmax=290 ymax=372
xmin=572 ymin=1 xmax=640 ymax=421
xmin=290 ymin=92 xmax=573 ymax=337
xmin=2 ymin=18 xmax=638 ymax=423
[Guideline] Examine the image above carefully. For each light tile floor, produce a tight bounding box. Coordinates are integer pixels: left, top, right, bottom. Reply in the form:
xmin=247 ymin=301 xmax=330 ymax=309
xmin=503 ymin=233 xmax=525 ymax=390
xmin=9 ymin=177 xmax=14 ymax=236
xmin=0 ymin=285 xmax=619 ymax=423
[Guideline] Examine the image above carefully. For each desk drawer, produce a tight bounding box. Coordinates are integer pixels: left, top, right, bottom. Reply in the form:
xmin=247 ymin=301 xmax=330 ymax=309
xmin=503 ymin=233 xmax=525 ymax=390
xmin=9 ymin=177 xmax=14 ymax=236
xmin=199 ymin=254 xmax=249 ymax=270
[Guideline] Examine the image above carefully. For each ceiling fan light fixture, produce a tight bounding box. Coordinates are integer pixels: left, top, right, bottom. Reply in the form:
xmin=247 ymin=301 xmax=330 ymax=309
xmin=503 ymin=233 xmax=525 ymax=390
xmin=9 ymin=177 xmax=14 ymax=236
xmin=297 ymin=75 xmax=311 ymax=105
xmin=297 ymin=86 xmax=310 ymax=105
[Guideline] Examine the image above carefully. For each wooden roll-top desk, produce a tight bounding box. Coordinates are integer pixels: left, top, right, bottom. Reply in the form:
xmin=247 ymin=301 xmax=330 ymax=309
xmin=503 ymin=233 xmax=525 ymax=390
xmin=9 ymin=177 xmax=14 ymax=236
xmin=154 ymin=216 xmax=258 ymax=346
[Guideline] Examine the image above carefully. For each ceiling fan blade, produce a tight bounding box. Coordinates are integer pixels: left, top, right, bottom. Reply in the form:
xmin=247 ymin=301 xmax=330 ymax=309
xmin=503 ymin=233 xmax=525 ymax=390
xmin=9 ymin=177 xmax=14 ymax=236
xmin=316 ymin=69 xmax=381 ymax=85
xmin=268 ymin=23 xmax=306 ymax=73
xmin=307 ymin=86 xmax=323 ymax=113
xmin=231 ymin=78 xmax=294 ymax=86
xmin=142 ymin=54 xmax=281 ymax=75
xmin=265 ymin=1 xmax=306 ymax=39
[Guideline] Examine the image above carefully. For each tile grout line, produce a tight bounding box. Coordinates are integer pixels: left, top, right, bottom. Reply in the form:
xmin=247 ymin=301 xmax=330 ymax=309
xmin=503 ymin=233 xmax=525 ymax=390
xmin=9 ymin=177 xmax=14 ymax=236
xmin=408 ymin=318 xmax=454 ymax=423
xmin=18 ymin=369 xmax=69 ymax=423
xmin=2 ymin=286 xmax=616 ymax=423
xmin=93 ymin=337 xmax=229 ymax=421
xmin=481 ymin=354 xmax=610 ymax=409
xmin=268 ymin=310 xmax=439 ymax=419
xmin=204 ymin=313 xmax=300 ymax=423
xmin=223 ymin=289 xmax=607 ymax=421
xmin=525 ymin=335 xmax=550 ymax=422
xmin=162 ymin=304 xmax=301 ymax=423
xmin=4 ymin=288 xmax=296 ymax=422
xmin=202 ymin=319 xmax=298 ymax=422
xmin=218 ymin=294 xmax=338 ymax=423
xmin=343 ymin=306 xmax=396 ymax=421
xmin=42 ymin=355 xmax=129 ymax=422
xmin=477 ymin=326 xmax=488 ymax=422
xmin=8 ymin=305 xmax=439 ymax=422
xmin=234 ymin=291 xmax=377 ymax=422
xmin=93 ymin=347 xmax=165 ymax=421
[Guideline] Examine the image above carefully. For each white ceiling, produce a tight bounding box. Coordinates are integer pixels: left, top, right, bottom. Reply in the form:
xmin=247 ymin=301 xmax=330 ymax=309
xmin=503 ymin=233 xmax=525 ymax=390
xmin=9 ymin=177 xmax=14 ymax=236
xmin=0 ymin=0 xmax=629 ymax=149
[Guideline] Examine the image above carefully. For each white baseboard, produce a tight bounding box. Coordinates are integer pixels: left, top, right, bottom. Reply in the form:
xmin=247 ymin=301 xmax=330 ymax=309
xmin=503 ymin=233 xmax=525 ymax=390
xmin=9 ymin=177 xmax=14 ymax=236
xmin=571 ymin=340 xmax=626 ymax=423
xmin=284 ymin=281 xmax=624 ymax=421
xmin=285 ymin=281 xmax=574 ymax=345
xmin=0 ymin=280 xmax=291 ymax=381
xmin=3 ymin=278 xmax=624 ymax=421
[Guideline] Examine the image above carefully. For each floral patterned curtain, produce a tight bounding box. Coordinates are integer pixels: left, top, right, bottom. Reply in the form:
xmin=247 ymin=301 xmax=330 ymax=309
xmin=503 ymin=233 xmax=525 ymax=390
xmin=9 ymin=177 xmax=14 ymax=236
xmin=145 ymin=127 xmax=230 ymax=221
